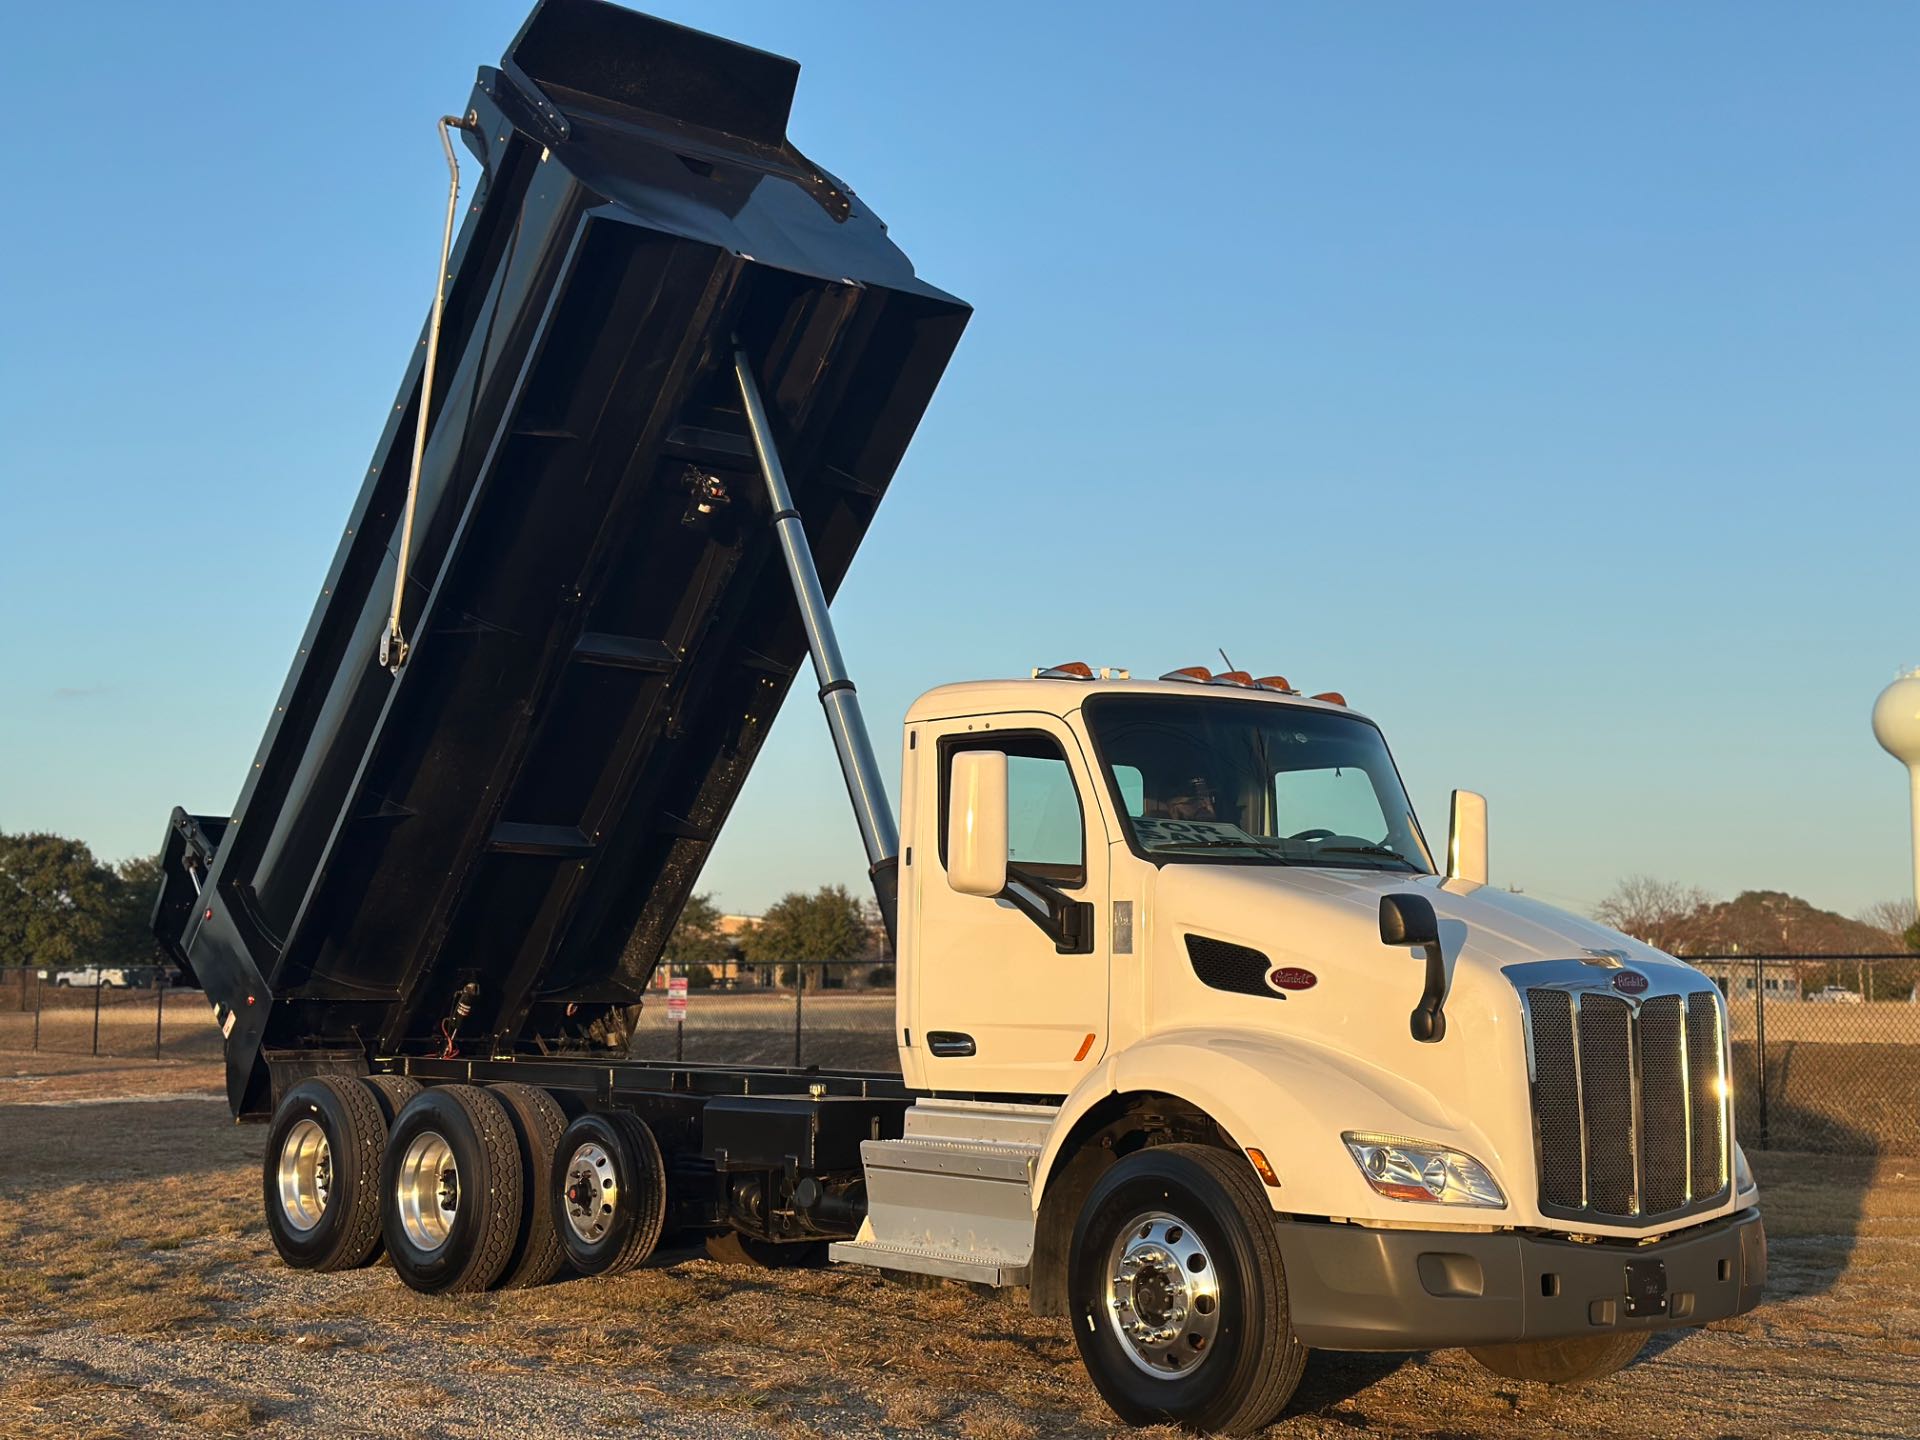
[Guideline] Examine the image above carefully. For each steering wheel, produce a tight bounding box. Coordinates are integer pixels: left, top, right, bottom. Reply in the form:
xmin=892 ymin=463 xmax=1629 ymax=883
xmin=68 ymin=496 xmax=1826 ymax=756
xmin=1287 ymin=828 xmax=1336 ymax=842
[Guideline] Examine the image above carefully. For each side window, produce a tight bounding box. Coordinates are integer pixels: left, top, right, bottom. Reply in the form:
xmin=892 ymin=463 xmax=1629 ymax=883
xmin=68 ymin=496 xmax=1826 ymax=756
xmin=1272 ymin=766 xmax=1388 ymax=840
xmin=943 ymin=734 xmax=1086 ymax=886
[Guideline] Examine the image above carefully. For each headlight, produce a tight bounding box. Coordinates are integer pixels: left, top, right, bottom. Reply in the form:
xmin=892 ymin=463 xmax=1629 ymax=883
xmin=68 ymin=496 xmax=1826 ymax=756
xmin=1734 ymin=1143 xmax=1756 ymax=1198
xmin=1342 ymin=1132 xmax=1506 ymax=1208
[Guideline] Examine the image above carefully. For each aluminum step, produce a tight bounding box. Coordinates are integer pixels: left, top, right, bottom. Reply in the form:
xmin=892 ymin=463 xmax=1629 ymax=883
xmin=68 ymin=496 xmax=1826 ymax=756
xmin=828 ymin=1100 xmax=1057 ymax=1287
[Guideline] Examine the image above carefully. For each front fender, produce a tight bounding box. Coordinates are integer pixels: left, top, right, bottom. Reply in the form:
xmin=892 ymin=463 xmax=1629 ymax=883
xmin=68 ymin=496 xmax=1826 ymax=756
xmin=1035 ymin=1027 xmax=1507 ymax=1223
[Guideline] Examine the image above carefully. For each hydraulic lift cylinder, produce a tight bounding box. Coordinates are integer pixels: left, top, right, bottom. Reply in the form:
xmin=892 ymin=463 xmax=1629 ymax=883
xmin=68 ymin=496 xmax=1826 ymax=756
xmin=733 ymin=349 xmax=901 ymax=941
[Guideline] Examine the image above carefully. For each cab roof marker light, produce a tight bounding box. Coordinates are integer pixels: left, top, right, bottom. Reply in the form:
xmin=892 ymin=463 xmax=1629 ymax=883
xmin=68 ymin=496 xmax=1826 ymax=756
xmin=1160 ymin=666 xmax=1213 ymax=683
xmin=1313 ymin=691 xmax=1347 ymax=706
xmin=1253 ymin=676 xmax=1297 ymax=694
xmin=1033 ymin=662 xmax=1095 ymax=681
xmin=1209 ymin=671 xmax=1254 ymax=687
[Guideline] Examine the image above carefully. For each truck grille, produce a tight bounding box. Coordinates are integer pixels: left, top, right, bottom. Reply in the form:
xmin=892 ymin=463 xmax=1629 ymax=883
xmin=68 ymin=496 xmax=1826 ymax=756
xmin=1523 ymin=981 xmax=1729 ymax=1223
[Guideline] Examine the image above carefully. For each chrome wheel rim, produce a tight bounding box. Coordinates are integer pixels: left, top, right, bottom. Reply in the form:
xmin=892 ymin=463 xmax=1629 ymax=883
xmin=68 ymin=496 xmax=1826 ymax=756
xmin=562 ymin=1141 xmax=618 ymax=1244
xmin=277 ymin=1119 xmax=332 ymax=1232
xmin=395 ymin=1130 xmax=460 ymax=1252
xmin=1103 ymin=1210 xmax=1223 ymax=1377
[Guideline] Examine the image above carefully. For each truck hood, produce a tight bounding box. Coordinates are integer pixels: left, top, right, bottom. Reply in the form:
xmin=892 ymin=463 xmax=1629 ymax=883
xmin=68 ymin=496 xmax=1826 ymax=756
xmin=1155 ymin=862 xmax=1690 ymax=980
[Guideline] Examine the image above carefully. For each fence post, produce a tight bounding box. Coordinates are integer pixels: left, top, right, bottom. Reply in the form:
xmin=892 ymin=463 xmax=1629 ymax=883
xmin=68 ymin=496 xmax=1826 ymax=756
xmin=1751 ymin=954 xmax=1769 ymax=1150
xmin=793 ymin=964 xmax=805 ymax=1068
xmin=155 ymin=980 xmax=165 ymax=1060
xmin=92 ymin=975 xmax=104 ymax=1056
xmin=31 ymin=972 xmax=41 ymax=1052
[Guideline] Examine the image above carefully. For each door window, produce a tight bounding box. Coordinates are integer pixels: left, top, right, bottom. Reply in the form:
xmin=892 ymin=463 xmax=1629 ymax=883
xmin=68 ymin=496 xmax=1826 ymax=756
xmin=942 ymin=734 xmax=1085 ymax=887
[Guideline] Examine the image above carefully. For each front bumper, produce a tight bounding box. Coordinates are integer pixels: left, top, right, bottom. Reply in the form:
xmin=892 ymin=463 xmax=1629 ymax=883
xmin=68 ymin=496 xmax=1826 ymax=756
xmin=1275 ymin=1206 xmax=1766 ymax=1352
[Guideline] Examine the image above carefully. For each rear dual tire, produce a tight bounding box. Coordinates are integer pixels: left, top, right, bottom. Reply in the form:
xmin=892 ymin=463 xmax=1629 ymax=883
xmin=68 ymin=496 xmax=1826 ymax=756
xmin=262 ymin=1076 xmax=389 ymax=1272
xmin=380 ymin=1084 xmax=525 ymax=1294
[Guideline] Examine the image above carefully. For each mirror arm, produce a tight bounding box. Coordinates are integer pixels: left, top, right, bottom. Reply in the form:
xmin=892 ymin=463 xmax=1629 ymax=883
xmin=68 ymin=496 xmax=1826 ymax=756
xmin=1379 ymin=893 xmax=1449 ymax=1043
xmin=1409 ymin=940 xmax=1447 ymax=1043
xmin=1001 ymin=865 xmax=1095 ymax=955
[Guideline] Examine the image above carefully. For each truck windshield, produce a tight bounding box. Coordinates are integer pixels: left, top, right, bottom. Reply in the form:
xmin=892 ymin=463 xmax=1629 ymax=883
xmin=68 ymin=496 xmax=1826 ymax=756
xmin=1083 ymin=695 xmax=1434 ymax=873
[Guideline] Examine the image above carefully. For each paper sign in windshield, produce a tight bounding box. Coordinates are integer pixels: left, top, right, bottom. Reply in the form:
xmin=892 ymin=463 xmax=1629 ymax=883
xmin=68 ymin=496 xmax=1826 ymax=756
xmin=1132 ymin=818 xmax=1263 ymax=850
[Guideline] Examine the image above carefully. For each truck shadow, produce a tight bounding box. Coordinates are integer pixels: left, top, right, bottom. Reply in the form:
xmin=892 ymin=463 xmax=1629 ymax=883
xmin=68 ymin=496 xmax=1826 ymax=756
xmin=1286 ymin=1350 xmax=1410 ymax=1415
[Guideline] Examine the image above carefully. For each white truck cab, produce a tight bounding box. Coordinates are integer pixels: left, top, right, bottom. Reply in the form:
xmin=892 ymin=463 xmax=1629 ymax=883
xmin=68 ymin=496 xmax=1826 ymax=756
xmin=834 ymin=665 xmax=1766 ymax=1431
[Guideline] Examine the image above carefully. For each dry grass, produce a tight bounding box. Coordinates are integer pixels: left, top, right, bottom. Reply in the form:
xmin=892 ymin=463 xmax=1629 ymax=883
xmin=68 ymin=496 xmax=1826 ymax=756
xmin=2 ymin=1055 xmax=1917 ymax=1438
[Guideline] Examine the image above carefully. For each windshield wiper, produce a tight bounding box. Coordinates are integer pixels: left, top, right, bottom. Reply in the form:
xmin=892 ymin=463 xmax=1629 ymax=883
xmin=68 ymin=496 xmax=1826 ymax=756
xmin=1150 ymin=838 xmax=1296 ymax=856
xmin=1315 ymin=844 xmax=1419 ymax=868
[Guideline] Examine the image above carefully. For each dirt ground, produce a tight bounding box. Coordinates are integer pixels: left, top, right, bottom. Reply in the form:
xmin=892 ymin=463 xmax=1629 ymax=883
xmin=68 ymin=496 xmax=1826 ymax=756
xmin=1 ymin=1052 xmax=1916 ymax=1440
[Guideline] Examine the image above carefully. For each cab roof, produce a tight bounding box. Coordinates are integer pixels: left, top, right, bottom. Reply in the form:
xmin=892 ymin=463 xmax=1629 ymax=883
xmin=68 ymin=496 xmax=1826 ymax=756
xmin=903 ymin=676 xmax=1375 ymax=727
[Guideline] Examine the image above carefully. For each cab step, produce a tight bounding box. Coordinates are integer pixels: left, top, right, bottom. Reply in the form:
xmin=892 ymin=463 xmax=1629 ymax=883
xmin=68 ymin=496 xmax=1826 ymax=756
xmin=828 ymin=1099 xmax=1057 ymax=1286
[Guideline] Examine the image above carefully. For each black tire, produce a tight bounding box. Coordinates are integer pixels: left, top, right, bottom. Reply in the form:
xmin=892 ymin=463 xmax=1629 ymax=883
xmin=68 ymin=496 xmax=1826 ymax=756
xmin=1068 ymin=1144 xmax=1306 ymax=1435
xmin=360 ymin=1074 xmax=423 ymax=1126
xmin=490 ymin=1083 xmax=570 ymax=1289
xmin=1468 ymin=1332 xmax=1649 ymax=1386
xmin=262 ymin=1076 xmax=388 ymax=1272
xmin=703 ymin=1232 xmax=830 ymax=1268
xmin=380 ymin=1084 xmax=524 ymax=1294
xmin=551 ymin=1110 xmax=667 ymax=1277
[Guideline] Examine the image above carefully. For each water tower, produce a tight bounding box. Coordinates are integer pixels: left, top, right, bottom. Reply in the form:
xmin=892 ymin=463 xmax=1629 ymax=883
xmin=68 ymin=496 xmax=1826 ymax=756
xmin=1873 ymin=667 xmax=1920 ymax=912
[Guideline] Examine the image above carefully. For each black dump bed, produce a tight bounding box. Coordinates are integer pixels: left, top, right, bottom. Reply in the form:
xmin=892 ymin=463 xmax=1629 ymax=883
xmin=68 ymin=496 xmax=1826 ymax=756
xmin=152 ymin=0 xmax=969 ymax=1117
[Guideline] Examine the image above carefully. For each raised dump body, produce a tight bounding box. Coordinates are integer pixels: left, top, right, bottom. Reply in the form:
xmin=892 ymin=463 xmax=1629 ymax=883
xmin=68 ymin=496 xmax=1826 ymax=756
xmin=152 ymin=0 xmax=969 ymax=1117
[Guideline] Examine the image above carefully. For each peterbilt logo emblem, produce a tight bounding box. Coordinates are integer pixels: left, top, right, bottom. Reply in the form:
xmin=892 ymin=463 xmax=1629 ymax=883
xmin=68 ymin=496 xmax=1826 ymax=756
xmin=1610 ymin=970 xmax=1650 ymax=996
xmin=1267 ymin=967 xmax=1318 ymax=993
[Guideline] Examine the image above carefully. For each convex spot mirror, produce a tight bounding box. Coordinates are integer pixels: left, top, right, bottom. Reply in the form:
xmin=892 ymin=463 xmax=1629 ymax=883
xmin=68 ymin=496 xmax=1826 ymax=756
xmin=947 ymin=750 xmax=1009 ymax=897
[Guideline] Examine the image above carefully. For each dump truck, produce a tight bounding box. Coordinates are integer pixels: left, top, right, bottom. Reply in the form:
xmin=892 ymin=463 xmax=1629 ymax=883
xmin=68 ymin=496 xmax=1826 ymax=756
xmin=152 ymin=2 xmax=1766 ymax=1430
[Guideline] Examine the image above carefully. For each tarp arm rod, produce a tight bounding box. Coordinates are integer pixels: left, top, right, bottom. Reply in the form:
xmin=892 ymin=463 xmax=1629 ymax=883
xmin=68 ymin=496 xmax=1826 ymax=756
xmin=382 ymin=113 xmax=475 ymax=673
xmin=733 ymin=348 xmax=902 ymax=943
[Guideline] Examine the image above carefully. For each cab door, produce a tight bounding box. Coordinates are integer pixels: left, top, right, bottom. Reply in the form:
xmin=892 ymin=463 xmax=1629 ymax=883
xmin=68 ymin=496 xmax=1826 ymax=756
xmin=908 ymin=713 xmax=1110 ymax=1096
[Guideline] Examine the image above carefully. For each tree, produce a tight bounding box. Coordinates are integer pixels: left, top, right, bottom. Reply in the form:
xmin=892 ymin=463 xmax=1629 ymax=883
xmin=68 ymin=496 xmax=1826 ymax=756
xmin=1593 ymin=876 xmax=1712 ymax=954
xmin=0 ymin=832 xmax=116 ymax=970
xmin=748 ymin=884 xmax=868 ymax=988
xmin=1856 ymin=898 xmax=1920 ymax=952
xmin=662 ymin=892 xmax=733 ymax=972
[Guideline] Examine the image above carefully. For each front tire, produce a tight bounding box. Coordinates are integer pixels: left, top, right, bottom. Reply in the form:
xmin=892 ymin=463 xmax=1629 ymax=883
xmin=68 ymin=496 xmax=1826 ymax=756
xmin=380 ymin=1085 xmax=524 ymax=1294
xmin=262 ymin=1077 xmax=388 ymax=1271
xmin=1468 ymin=1332 xmax=1649 ymax=1385
xmin=1068 ymin=1144 xmax=1306 ymax=1435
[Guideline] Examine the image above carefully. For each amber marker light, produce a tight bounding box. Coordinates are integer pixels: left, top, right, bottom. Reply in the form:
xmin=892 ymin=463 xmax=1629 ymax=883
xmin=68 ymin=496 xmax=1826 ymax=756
xmin=1245 ymin=1149 xmax=1281 ymax=1187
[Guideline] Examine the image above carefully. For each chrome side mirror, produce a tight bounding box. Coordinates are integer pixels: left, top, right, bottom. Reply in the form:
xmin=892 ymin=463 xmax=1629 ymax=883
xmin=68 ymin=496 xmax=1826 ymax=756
xmin=1446 ymin=789 xmax=1487 ymax=886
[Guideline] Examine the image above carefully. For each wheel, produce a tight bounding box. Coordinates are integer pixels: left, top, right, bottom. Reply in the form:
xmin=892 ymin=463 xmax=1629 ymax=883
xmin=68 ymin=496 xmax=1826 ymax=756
xmin=360 ymin=1074 xmax=423 ymax=1125
xmin=262 ymin=1076 xmax=388 ymax=1271
xmin=704 ymin=1232 xmax=830 ymax=1268
xmin=1068 ymin=1144 xmax=1306 ymax=1434
xmin=552 ymin=1110 xmax=666 ymax=1277
xmin=490 ymin=1083 xmax=570 ymax=1289
xmin=380 ymin=1085 xmax=524 ymax=1294
xmin=1468 ymin=1333 xmax=1649 ymax=1385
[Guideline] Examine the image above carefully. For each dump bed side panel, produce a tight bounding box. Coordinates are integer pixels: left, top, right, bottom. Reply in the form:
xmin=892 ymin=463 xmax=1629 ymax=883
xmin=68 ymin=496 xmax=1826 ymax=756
xmin=166 ymin=0 xmax=968 ymax=1115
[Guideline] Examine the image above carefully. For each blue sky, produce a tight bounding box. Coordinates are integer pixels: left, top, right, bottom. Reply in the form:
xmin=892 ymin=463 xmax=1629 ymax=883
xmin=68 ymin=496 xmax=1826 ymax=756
xmin=1 ymin=2 xmax=1914 ymax=922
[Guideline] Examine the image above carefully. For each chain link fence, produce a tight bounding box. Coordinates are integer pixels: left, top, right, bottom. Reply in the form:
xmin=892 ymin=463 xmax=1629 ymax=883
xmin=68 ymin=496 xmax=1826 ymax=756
xmin=0 ymin=965 xmax=222 ymax=1060
xmin=628 ymin=959 xmax=897 ymax=1070
xmin=1699 ymin=953 xmax=1920 ymax=1155
xmin=8 ymin=952 xmax=1916 ymax=1155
